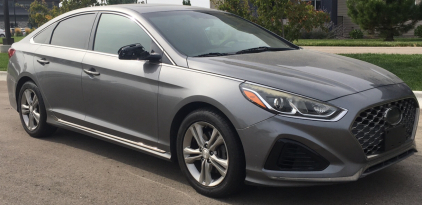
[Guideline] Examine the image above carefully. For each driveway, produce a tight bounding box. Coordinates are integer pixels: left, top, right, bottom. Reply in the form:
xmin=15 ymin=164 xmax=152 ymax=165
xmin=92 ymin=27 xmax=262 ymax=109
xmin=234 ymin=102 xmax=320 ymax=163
xmin=302 ymin=46 xmax=422 ymax=54
xmin=0 ymin=81 xmax=421 ymax=204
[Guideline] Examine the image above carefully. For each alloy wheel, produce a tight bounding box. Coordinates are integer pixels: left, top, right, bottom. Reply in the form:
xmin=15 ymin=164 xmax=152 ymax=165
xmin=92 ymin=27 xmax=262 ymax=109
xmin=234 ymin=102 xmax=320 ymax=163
xmin=20 ymin=89 xmax=40 ymax=131
xmin=183 ymin=122 xmax=229 ymax=187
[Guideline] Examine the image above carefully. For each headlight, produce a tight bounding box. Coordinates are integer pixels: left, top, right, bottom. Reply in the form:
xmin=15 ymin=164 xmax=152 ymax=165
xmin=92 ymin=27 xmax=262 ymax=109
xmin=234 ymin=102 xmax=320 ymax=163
xmin=240 ymin=83 xmax=347 ymax=121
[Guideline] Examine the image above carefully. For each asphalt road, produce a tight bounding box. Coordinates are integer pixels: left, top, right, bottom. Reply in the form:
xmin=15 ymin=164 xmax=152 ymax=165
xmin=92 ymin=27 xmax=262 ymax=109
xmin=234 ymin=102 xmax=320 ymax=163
xmin=1 ymin=81 xmax=422 ymax=205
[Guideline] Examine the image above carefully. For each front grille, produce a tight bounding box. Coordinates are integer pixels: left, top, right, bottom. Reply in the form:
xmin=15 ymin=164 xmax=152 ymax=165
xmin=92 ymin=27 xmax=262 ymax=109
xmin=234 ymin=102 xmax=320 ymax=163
xmin=264 ymin=139 xmax=329 ymax=171
xmin=351 ymin=98 xmax=418 ymax=156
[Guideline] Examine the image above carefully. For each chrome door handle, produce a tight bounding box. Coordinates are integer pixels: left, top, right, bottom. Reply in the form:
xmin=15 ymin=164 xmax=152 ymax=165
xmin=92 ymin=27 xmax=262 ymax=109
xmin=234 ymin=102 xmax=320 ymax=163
xmin=37 ymin=58 xmax=49 ymax=65
xmin=83 ymin=68 xmax=100 ymax=76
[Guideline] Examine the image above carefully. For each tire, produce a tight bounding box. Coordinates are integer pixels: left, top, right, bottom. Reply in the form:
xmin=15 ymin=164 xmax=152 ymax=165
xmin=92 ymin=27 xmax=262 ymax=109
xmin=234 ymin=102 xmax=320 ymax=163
xmin=176 ymin=108 xmax=245 ymax=197
xmin=0 ymin=34 xmax=5 ymax=38
xmin=18 ymin=81 xmax=57 ymax=138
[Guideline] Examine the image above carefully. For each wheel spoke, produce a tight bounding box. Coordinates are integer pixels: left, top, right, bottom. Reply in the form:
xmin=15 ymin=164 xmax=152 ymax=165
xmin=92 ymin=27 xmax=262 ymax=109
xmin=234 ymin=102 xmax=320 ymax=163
xmin=21 ymin=104 xmax=30 ymax=115
xmin=190 ymin=124 xmax=204 ymax=147
xmin=198 ymin=159 xmax=206 ymax=184
xmin=204 ymin=161 xmax=213 ymax=186
xmin=194 ymin=124 xmax=207 ymax=146
xmin=33 ymin=111 xmax=40 ymax=124
xmin=210 ymin=155 xmax=228 ymax=169
xmin=209 ymin=135 xmax=224 ymax=151
xmin=183 ymin=147 xmax=201 ymax=155
xmin=28 ymin=113 xmax=34 ymax=130
xmin=208 ymin=128 xmax=218 ymax=146
xmin=32 ymin=95 xmax=39 ymax=107
xmin=210 ymin=159 xmax=227 ymax=177
xmin=185 ymin=155 xmax=202 ymax=164
xmin=24 ymin=90 xmax=32 ymax=105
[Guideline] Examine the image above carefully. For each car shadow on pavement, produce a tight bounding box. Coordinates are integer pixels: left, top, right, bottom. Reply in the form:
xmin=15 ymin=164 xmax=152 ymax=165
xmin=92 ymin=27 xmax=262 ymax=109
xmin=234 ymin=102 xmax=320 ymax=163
xmin=42 ymin=129 xmax=421 ymax=204
xmin=42 ymin=128 xmax=189 ymax=186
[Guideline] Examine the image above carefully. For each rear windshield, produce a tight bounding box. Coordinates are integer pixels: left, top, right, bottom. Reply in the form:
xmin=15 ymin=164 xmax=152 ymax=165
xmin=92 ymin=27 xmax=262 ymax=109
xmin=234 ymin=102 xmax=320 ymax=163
xmin=143 ymin=11 xmax=292 ymax=57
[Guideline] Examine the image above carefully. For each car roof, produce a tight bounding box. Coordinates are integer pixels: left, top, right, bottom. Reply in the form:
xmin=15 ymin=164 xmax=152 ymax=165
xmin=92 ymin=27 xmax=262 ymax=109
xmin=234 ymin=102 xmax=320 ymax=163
xmin=77 ymin=4 xmax=215 ymax=14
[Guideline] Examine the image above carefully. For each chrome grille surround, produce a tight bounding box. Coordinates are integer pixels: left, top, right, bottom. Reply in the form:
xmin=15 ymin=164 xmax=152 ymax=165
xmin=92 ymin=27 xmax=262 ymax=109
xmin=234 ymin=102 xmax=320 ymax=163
xmin=350 ymin=98 xmax=418 ymax=156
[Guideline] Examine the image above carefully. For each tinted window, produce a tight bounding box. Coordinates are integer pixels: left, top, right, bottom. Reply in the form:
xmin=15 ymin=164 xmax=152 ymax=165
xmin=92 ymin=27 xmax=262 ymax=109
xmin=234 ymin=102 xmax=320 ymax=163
xmin=94 ymin=14 xmax=151 ymax=55
xmin=33 ymin=23 xmax=57 ymax=44
xmin=144 ymin=11 xmax=292 ymax=56
xmin=51 ymin=14 xmax=96 ymax=49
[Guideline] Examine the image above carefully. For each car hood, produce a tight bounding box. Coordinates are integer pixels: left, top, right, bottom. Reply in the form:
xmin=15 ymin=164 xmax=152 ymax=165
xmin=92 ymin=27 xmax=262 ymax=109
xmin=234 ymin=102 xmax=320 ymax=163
xmin=186 ymin=50 xmax=403 ymax=101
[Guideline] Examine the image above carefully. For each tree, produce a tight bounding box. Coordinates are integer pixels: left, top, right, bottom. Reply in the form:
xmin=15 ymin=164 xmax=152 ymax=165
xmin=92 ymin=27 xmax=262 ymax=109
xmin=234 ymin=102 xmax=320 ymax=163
xmin=251 ymin=0 xmax=290 ymax=38
xmin=211 ymin=0 xmax=253 ymax=21
xmin=183 ymin=0 xmax=191 ymax=6
xmin=28 ymin=0 xmax=60 ymax=27
xmin=284 ymin=0 xmax=330 ymax=42
xmin=251 ymin=0 xmax=330 ymax=42
xmin=347 ymin=0 xmax=421 ymax=41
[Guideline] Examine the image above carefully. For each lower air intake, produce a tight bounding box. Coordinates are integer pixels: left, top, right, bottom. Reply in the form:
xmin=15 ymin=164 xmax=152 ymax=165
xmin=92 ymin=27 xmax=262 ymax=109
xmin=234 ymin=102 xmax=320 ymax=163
xmin=264 ymin=139 xmax=329 ymax=171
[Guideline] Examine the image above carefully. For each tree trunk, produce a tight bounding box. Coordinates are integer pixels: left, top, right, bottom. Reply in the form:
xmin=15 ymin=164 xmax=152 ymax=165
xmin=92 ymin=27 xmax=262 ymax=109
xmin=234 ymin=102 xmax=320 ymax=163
xmin=384 ymin=30 xmax=395 ymax=41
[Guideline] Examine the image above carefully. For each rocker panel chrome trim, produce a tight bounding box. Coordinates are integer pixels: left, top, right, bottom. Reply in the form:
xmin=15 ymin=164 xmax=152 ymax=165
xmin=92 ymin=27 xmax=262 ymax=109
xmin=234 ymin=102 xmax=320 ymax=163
xmin=57 ymin=119 xmax=170 ymax=158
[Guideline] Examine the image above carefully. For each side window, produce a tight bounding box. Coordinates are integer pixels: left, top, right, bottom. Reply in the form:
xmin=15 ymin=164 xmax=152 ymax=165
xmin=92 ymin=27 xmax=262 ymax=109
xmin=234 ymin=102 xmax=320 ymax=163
xmin=94 ymin=14 xmax=151 ymax=55
xmin=51 ymin=14 xmax=96 ymax=49
xmin=33 ymin=23 xmax=57 ymax=44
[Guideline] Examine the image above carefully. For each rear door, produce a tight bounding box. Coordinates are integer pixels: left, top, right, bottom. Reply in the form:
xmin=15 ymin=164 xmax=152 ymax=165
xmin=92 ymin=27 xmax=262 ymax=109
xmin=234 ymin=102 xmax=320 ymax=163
xmin=33 ymin=13 xmax=97 ymax=124
xmin=81 ymin=13 xmax=162 ymax=146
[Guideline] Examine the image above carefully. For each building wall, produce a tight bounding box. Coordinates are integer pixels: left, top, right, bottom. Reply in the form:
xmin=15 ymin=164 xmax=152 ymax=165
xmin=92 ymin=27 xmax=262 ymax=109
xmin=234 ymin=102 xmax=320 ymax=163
xmin=337 ymin=0 xmax=359 ymax=37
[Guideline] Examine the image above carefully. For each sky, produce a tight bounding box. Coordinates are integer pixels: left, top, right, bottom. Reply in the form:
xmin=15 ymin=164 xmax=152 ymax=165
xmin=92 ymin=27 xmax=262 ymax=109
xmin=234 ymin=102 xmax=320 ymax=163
xmin=144 ymin=0 xmax=210 ymax=8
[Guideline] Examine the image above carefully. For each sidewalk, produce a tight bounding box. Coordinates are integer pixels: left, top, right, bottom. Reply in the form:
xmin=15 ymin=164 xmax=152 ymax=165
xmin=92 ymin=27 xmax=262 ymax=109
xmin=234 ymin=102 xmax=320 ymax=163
xmin=302 ymin=46 xmax=422 ymax=54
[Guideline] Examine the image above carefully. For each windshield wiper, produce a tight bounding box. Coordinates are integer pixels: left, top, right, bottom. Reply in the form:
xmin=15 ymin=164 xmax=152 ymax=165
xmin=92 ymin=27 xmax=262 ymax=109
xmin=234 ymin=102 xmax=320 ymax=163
xmin=235 ymin=47 xmax=294 ymax=54
xmin=194 ymin=52 xmax=231 ymax=57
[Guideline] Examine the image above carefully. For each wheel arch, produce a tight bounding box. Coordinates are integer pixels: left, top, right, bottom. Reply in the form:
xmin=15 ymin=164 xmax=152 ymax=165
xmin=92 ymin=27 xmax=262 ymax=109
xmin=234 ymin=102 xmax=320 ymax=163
xmin=15 ymin=75 xmax=37 ymax=111
xmin=169 ymin=101 xmax=244 ymax=162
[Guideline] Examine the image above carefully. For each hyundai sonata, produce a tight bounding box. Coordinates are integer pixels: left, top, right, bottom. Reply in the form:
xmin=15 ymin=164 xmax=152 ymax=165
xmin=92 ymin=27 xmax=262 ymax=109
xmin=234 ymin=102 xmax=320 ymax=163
xmin=6 ymin=5 xmax=419 ymax=197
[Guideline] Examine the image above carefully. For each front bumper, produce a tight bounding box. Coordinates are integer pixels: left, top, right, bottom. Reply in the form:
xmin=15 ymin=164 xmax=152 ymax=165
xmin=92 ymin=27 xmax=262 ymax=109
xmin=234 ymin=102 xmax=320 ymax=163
xmin=238 ymin=83 xmax=419 ymax=187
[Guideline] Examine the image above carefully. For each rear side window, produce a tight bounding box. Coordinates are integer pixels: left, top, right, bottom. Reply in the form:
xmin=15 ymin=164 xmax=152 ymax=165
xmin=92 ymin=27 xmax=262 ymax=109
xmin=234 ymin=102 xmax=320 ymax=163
xmin=33 ymin=23 xmax=57 ymax=44
xmin=51 ymin=14 xmax=96 ymax=49
xmin=94 ymin=14 xmax=151 ymax=55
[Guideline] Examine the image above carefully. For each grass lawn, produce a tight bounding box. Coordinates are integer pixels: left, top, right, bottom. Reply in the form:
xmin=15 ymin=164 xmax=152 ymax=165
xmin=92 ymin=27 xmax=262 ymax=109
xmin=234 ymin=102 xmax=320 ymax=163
xmin=341 ymin=54 xmax=422 ymax=90
xmin=294 ymin=38 xmax=422 ymax=47
xmin=0 ymin=53 xmax=8 ymax=71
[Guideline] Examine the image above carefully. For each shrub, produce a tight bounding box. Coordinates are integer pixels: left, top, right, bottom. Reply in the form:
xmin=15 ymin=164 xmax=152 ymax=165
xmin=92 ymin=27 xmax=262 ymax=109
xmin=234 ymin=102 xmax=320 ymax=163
xmin=25 ymin=27 xmax=32 ymax=35
xmin=349 ymin=29 xmax=364 ymax=39
xmin=300 ymin=30 xmax=329 ymax=39
xmin=415 ymin=25 xmax=422 ymax=38
xmin=14 ymin=28 xmax=23 ymax=36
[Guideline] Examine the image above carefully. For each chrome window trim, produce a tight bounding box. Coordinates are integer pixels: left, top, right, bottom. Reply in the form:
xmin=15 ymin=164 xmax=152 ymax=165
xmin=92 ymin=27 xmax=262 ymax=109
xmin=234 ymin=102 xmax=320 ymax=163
xmin=30 ymin=11 xmax=176 ymax=66
xmin=31 ymin=11 xmax=97 ymax=40
xmin=57 ymin=118 xmax=170 ymax=159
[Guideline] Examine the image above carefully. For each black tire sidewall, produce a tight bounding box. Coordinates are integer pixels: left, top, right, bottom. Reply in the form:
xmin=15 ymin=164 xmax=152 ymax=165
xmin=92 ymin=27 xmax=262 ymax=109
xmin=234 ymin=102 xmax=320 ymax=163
xmin=176 ymin=108 xmax=245 ymax=197
xmin=18 ymin=81 xmax=53 ymax=138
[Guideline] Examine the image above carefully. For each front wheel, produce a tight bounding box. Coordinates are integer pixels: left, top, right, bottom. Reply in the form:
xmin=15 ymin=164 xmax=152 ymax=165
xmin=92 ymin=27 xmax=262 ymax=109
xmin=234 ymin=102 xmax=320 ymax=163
xmin=18 ymin=81 xmax=56 ymax=138
xmin=177 ymin=108 xmax=245 ymax=197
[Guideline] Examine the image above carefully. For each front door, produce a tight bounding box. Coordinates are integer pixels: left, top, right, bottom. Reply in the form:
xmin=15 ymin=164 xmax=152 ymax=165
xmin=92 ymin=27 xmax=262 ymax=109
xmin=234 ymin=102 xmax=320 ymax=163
xmin=81 ymin=13 xmax=161 ymax=146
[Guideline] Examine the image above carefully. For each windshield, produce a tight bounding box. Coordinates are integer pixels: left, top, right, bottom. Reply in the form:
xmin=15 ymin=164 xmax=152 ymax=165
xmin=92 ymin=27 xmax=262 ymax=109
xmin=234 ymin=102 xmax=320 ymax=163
xmin=143 ymin=11 xmax=294 ymax=57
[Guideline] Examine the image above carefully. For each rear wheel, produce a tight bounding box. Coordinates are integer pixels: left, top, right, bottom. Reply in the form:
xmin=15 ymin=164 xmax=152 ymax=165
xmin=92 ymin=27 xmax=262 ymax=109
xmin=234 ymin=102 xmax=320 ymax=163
xmin=177 ymin=108 xmax=245 ymax=197
xmin=18 ymin=81 xmax=56 ymax=138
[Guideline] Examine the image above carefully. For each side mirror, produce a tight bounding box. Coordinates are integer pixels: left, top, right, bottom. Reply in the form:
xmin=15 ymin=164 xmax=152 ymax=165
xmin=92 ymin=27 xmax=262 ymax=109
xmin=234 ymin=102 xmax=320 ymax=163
xmin=118 ymin=43 xmax=162 ymax=62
